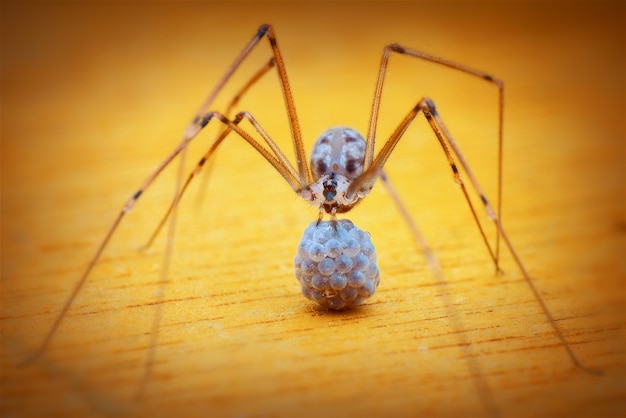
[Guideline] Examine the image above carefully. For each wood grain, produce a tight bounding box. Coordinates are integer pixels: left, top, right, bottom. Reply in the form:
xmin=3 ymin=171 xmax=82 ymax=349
xmin=2 ymin=2 xmax=624 ymax=417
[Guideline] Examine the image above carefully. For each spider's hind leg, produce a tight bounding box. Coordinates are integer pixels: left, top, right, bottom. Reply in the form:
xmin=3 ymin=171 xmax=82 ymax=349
xmin=368 ymin=94 xmax=602 ymax=376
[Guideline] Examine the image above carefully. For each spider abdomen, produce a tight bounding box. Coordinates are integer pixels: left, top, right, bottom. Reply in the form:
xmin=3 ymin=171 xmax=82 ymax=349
xmin=310 ymin=127 xmax=366 ymax=181
xmin=295 ymin=219 xmax=380 ymax=310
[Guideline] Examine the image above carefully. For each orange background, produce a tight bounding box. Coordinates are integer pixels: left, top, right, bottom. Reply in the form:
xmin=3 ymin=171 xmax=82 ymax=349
xmin=2 ymin=1 xmax=624 ymax=417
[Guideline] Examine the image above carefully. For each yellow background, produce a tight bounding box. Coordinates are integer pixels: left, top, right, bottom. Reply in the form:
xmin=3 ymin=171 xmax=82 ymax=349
xmin=2 ymin=1 xmax=624 ymax=416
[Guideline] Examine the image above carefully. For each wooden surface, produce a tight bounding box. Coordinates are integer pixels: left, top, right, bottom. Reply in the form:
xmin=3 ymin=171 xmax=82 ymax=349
xmin=2 ymin=2 xmax=624 ymax=417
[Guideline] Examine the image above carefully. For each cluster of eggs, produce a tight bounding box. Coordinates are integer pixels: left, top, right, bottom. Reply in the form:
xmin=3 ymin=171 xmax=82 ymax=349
xmin=295 ymin=219 xmax=380 ymax=310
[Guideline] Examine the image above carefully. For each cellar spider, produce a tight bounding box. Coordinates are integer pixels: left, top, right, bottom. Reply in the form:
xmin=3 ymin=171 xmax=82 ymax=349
xmin=22 ymin=24 xmax=601 ymax=408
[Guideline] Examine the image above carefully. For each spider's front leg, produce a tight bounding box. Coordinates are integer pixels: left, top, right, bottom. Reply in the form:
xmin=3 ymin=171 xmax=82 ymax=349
xmin=365 ymin=43 xmax=506 ymax=271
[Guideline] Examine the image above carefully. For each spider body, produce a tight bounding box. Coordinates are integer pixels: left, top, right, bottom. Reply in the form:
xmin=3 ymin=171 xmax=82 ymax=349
xmin=303 ymin=127 xmax=368 ymax=215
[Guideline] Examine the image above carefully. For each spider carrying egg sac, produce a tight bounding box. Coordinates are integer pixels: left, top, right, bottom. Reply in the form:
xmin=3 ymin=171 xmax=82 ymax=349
xmin=295 ymin=219 xmax=380 ymax=310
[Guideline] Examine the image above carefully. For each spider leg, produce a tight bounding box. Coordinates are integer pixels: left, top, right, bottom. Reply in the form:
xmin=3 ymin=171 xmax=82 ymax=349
xmin=19 ymin=155 xmax=184 ymax=368
xmin=15 ymin=110 xmax=222 ymax=367
xmin=139 ymin=54 xmax=282 ymax=399
xmin=136 ymin=25 xmax=309 ymax=396
xmin=143 ymin=110 xmax=301 ymax=249
xmin=352 ymin=98 xmax=499 ymax=269
xmin=134 ymin=111 xmax=303 ymax=398
xmin=353 ymin=97 xmax=602 ymax=375
xmin=20 ymin=109 xmax=298 ymax=369
xmin=189 ymin=24 xmax=310 ymax=187
xmin=379 ymin=170 xmax=499 ymax=417
xmin=421 ymin=102 xmax=602 ymax=375
xmin=195 ymin=57 xmax=276 ymax=209
xmin=365 ymin=44 xmax=505 ymax=270
xmin=23 ymin=24 xmax=306 ymax=368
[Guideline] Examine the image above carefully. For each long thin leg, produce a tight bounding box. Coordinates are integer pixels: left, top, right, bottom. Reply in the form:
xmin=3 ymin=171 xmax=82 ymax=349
xmin=145 ymin=60 xmax=290 ymax=394
xmin=262 ymin=26 xmax=311 ymax=186
xmin=137 ymin=61 xmax=281 ymax=398
xmin=135 ymin=111 xmax=303 ymax=399
xmin=195 ymin=57 xmax=277 ymax=209
xmin=133 ymin=26 xmax=306 ymax=397
xmin=20 ymin=109 xmax=295 ymax=368
xmin=365 ymin=44 xmax=505 ymax=269
xmin=380 ymin=170 xmax=499 ymax=417
xmin=19 ymin=109 xmax=212 ymax=366
xmin=22 ymin=24 xmax=306 ymax=366
xmin=187 ymin=24 xmax=311 ymax=187
xmin=22 ymin=129 xmax=201 ymax=367
xmin=354 ymin=97 xmax=601 ymax=375
xmin=421 ymin=102 xmax=602 ymax=375
xmin=131 ymin=115 xmax=293 ymax=397
xmin=143 ymin=110 xmax=301 ymax=249
xmin=350 ymin=98 xmax=499 ymax=269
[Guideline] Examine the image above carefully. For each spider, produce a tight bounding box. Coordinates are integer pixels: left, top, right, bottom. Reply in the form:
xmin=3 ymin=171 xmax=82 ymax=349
xmin=23 ymin=24 xmax=600 ymax=404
